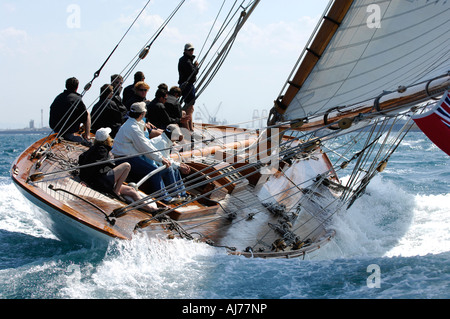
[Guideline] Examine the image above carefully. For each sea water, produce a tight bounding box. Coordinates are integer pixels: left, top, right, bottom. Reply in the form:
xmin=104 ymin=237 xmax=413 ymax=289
xmin=0 ymin=132 xmax=448 ymax=299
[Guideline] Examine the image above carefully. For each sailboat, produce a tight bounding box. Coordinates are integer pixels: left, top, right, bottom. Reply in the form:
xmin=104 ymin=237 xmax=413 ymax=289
xmin=11 ymin=0 xmax=449 ymax=259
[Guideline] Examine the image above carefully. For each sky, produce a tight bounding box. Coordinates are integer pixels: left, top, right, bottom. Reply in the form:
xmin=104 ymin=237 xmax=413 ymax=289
xmin=0 ymin=0 xmax=329 ymax=129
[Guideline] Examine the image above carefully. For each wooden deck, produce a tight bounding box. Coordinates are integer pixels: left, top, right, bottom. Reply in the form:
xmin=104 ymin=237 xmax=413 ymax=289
xmin=11 ymin=128 xmax=340 ymax=258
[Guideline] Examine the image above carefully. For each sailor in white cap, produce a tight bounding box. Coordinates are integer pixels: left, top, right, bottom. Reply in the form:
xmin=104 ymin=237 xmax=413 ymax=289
xmin=95 ymin=127 xmax=112 ymax=142
xmin=79 ymin=127 xmax=158 ymax=213
xmin=112 ymin=102 xmax=176 ymax=202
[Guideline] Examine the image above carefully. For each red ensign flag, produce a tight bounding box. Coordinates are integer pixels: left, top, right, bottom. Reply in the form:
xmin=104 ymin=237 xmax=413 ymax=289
xmin=413 ymin=91 xmax=450 ymax=156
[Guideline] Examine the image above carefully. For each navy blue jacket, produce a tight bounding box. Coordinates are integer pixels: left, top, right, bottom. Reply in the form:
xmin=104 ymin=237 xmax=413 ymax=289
xmin=49 ymin=90 xmax=87 ymax=134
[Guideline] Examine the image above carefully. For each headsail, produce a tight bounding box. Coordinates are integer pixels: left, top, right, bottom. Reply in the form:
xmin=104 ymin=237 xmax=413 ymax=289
xmin=272 ymin=0 xmax=449 ymax=125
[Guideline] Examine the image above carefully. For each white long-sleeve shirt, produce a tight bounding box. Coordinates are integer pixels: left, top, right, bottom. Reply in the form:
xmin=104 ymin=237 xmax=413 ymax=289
xmin=112 ymin=117 xmax=165 ymax=163
xmin=150 ymin=133 xmax=180 ymax=169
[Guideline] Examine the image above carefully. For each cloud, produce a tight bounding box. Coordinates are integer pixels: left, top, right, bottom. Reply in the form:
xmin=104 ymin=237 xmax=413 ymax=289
xmin=0 ymin=27 xmax=28 ymax=55
xmin=187 ymin=0 xmax=209 ymax=13
xmin=2 ymin=3 xmax=16 ymax=13
xmin=238 ymin=15 xmax=320 ymax=55
xmin=0 ymin=27 xmax=27 ymax=39
xmin=119 ymin=8 xmax=164 ymax=30
xmin=116 ymin=6 xmax=198 ymax=46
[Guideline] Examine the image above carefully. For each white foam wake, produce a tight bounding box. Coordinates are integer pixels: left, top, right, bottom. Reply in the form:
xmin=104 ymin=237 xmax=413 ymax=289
xmin=310 ymin=176 xmax=450 ymax=260
xmin=0 ymin=181 xmax=56 ymax=240
xmin=59 ymin=235 xmax=221 ymax=299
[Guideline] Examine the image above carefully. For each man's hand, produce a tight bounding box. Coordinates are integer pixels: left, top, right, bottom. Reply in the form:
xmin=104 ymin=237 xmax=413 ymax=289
xmin=149 ymin=129 xmax=163 ymax=138
xmin=179 ymin=163 xmax=190 ymax=175
xmin=162 ymin=157 xmax=171 ymax=168
xmin=81 ymin=131 xmax=90 ymax=141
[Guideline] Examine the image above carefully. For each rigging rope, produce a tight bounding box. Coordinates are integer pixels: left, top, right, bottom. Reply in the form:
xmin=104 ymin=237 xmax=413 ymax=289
xmin=119 ymin=125 xmax=332 ymax=220
xmin=177 ymin=0 xmax=260 ymax=106
xmin=132 ymin=141 xmax=323 ymax=228
xmin=38 ymin=0 xmax=187 ymax=154
xmin=23 ymin=0 xmax=450 ymax=253
xmin=194 ymin=116 xmax=415 ymax=245
xmin=72 ymin=0 xmax=188 ymax=133
xmin=32 ymin=105 xmax=417 ymax=251
xmin=85 ymin=0 xmax=153 ymax=93
xmin=54 ymin=1 xmax=153 ymax=140
xmin=196 ymin=0 xmax=229 ymax=60
xmin=196 ymin=1 xmax=261 ymax=99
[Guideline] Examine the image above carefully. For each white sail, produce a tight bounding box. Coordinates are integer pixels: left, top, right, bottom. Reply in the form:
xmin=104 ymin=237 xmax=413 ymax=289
xmin=280 ymin=0 xmax=450 ymax=121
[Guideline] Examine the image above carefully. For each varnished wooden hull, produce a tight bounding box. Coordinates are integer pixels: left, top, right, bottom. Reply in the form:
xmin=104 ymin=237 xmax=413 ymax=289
xmin=11 ymin=126 xmax=341 ymax=258
xmin=14 ymin=182 xmax=114 ymax=246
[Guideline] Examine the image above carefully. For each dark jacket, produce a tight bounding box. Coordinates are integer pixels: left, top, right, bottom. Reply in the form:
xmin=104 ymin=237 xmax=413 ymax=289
xmin=78 ymin=144 xmax=115 ymax=192
xmin=124 ymin=93 xmax=146 ymax=111
xmin=49 ymin=90 xmax=87 ymax=134
xmin=122 ymin=84 xmax=135 ymax=106
xmin=178 ymin=53 xmax=198 ymax=86
xmin=146 ymin=99 xmax=178 ymax=130
xmin=112 ymin=92 xmax=128 ymax=117
xmin=164 ymin=95 xmax=183 ymax=123
xmin=91 ymin=98 xmax=126 ymax=138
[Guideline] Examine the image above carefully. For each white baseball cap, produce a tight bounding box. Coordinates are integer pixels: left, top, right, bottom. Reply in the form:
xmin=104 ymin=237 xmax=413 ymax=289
xmin=130 ymin=102 xmax=147 ymax=113
xmin=95 ymin=127 xmax=112 ymax=142
xmin=184 ymin=43 xmax=194 ymax=51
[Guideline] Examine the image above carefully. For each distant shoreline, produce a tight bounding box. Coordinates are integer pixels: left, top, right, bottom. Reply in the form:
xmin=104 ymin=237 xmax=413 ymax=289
xmin=0 ymin=128 xmax=52 ymax=135
xmin=0 ymin=122 xmax=421 ymax=135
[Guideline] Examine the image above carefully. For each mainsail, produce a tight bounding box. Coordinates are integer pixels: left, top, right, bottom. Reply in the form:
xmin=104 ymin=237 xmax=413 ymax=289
xmin=271 ymin=0 xmax=449 ymax=127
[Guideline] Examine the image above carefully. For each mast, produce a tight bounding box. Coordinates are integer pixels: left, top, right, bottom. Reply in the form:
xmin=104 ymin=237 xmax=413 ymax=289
xmin=269 ymin=0 xmax=354 ymax=124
